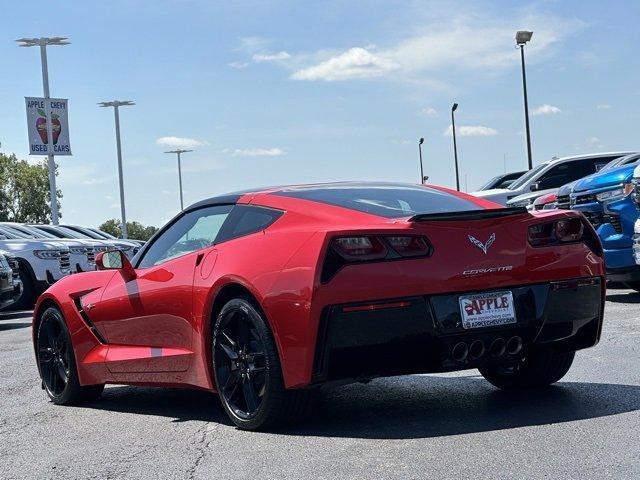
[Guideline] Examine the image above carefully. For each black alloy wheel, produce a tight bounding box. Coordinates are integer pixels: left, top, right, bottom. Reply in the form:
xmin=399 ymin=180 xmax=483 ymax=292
xmin=36 ymin=307 xmax=104 ymax=404
xmin=212 ymin=297 xmax=311 ymax=430
xmin=38 ymin=310 xmax=71 ymax=396
xmin=213 ymin=302 xmax=268 ymax=420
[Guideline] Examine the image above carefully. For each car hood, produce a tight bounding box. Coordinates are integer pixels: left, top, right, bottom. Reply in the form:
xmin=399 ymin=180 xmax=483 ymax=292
xmin=506 ymin=188 xmax=557 ymax=206
xmin=471 ymin=188 xmax=511 ymax=198
xmin=0 ymin=239 xmax=70 ymax=254
xmin=556 ymin=180 xmax=579 ymax=197
xmin=573 ymin=164 xmax=636 ymax=193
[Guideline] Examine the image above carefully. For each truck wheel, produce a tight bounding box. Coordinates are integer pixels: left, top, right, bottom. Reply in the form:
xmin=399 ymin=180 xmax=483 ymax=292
xmin=479 ymin=348 xmax=575 ymax=390
xmin=12 ymin=269 xmax=36 ymax=310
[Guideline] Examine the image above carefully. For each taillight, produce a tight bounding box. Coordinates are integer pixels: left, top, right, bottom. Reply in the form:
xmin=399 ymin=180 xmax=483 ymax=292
xmin=322 ymin=234 xmax=432 ymax=282
xmin=332 ymin=236 xmax=387 ymax=261
xmin=386 ymin=235 xmax=431 ymax=257
xmin=528 ymin=217 xmax=601 ymax=256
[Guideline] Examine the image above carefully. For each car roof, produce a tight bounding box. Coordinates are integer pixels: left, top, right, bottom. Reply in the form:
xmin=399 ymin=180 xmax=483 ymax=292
xmin=186 ymin=182 xmax=442 ymax=211
xmin=545 ymin=151 xmax=635 ymax=165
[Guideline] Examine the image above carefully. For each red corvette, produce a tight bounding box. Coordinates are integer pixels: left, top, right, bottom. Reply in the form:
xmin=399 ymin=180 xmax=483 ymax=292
xmin=33 ymin=182 xmax=605 ymax=430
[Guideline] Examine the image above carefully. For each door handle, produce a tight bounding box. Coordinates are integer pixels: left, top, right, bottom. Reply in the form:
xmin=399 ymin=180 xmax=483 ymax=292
xmin=195 ymin=253 xmax=205 ymax=267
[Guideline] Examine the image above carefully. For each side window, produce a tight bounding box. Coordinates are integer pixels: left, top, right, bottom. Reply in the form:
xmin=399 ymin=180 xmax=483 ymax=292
xmin=215 ymin=205 xmax=284 ymax=243
xmin=537 ymin=160 xmax=597 ymax=189
xmin=138 ymin=205 xmax=233 ymax=268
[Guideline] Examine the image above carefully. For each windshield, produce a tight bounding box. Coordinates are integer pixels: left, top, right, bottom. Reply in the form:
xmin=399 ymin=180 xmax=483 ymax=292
xmin=478 ymin=175 xmax=501 ymax=191
xmin=508 ymin=163 xmax=547 ymax=190
xmin=601 ymin=154 xmax=640 ymax=171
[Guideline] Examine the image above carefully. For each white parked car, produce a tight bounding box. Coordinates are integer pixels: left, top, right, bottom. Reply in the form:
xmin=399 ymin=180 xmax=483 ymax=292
xmin=60 ymin=224 xmax=141 ymax=258
xmin=473 ymin=152 xmax=634 ymax=206
xmin=0 ymin=232 xmax=70 ymax=309
xmin=0 ymin=223 xmax=97 ymax=273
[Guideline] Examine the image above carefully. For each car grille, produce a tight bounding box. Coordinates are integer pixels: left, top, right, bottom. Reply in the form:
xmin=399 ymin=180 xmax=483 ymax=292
xmin=556 ymin=195 xmax=571 ymax=210
xmin=59 ymin=252 xmax=71 ymax=272
xmin=634 ymin=180 xmax=640 ymax=206
xmin=571 ymin=193 xmax=597 ymax=206
xmin=582 ymin=211 xmax=623 ymax=234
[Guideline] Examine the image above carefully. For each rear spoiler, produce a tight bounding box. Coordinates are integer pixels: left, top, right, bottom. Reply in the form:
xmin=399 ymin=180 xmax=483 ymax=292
xmin=409 ymin=207 xmax=529 ymax=222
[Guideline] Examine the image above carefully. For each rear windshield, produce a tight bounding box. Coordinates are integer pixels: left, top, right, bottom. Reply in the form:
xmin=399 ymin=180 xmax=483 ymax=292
xmin=275 ymin=183 xmax=480 ymax=218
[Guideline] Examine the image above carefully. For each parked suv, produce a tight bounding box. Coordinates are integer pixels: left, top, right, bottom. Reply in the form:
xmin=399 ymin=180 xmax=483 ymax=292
xmin=0 ymin=230 xmax=70 ymax=308
xmin=473 ymin=152 xmax=633 ymax=206
xmin=558 ymin=157 xmax=640 ymax=290
xmin=0 ymin=251 xmax=21 ymax=310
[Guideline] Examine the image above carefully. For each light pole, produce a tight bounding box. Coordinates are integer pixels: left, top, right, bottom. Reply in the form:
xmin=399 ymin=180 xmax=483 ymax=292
xmin=516 ymin=30 xmax=534 ymax=170
xmin=98 ymin=100 xmax=135 ymax=239
xmin=16 ymin=36 xmax=70 ymax=225
xmin=451 ymin=102 xmax=460 ymax=191
xmin=165 ymin=149 xmax=192 ymax=210
xmin=418 ymin=138 xmax=425 ymax=184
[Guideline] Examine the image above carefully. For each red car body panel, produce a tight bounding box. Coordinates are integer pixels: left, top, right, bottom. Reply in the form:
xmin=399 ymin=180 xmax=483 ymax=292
xmin=33 ymin=183 xmax=605 ymax=391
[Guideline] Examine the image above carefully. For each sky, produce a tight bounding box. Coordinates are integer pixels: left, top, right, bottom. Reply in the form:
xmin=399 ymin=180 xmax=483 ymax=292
xmin=1 ymin=0 xmax=639 ymax=227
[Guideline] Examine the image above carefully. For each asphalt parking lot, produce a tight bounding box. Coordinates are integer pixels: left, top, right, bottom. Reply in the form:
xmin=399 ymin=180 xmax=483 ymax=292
xmin=1 ymin=289 xmax=639 ymax=480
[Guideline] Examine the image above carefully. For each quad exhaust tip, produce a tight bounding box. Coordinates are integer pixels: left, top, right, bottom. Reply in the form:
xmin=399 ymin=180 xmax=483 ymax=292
xmin=452 ymin=342 xmax=468 ymax=362
xmin=490 ymin=338 xmax=506 ymax=357
xmin=506 ymin=336 xmax=523 ymax=355
xmin=469 ymin=340 xmax=485 ymax=360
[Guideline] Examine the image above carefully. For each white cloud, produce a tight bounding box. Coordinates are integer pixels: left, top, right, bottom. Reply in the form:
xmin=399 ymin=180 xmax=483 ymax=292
xmin=586 ymin=136 xmax=605 ymax=149
xmin=156 ymin=136 xmax=209 ymax=149
xmin=421 ymin=107 xmax=438 ymax=117
xmin=252 ymin=51 xmax=291 ymax=62
xmin=228 ymin=61 xmax=249 ymax=69
xmin=287 ymin=13 xmax=583 ymax=83
xmin=443 ymin=125 xmax=498 ymax=137
xmin=291 ymin=47 xmax=399 ymax=81
xmin=231 ymin=147 xmax=285 ymax=157
xmin=532 ymin=104 xmax=562 ymax=116
xmin=597 ymin=104 xmax=612 ymax=110
xmin=82 ymin=176 xmax=114 ymax=186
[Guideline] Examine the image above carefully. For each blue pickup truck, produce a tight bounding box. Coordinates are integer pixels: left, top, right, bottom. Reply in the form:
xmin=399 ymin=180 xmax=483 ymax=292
xmin=557 ymin=153 xmax=640 ymax=290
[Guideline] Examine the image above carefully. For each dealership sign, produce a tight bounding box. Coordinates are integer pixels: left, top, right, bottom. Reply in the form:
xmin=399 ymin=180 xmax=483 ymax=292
xmin=25 ymin=97 xmax=72 ymax=156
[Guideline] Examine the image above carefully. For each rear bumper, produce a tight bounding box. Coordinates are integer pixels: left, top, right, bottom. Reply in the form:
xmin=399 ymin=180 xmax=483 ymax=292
xmin=311 ymin=277 xmax=604 ymax=384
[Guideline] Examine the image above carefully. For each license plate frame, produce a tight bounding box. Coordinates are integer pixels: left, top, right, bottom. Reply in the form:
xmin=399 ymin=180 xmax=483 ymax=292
xmin=458 ymin=291 xmax=516 ymax=330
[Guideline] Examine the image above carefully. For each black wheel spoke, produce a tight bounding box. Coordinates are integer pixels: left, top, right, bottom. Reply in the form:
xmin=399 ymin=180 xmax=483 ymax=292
xmin=221 ymin=330 xmax=236 ymax=349
xmin=55 ymin=361 xmax=68 ymax=384
xmin=237 ymin=318 xmax=250 ymax=349
xmin=219 ymin=343 xmax=238 ymax=360
xmin=248 ymin=365 xmax=265 ymax=374
xmin=242 ymin=379 xmax=260 ymax=412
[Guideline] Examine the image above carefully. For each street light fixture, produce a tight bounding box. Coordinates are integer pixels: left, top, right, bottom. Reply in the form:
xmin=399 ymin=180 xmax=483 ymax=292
xmin=451 ymin=102 xmax=460 ymax=191
xmin=418 ymin=138 xmax=425 ymax=184
xmin=516 ymin=30 xmax=534 ymax=170
xmin=165 ymin=149 xmax=193 ymax=210
xmin=16 ymin=36 xmax=70 ymax=225
xmin=98 ymin=100 xmax=135 ymax=239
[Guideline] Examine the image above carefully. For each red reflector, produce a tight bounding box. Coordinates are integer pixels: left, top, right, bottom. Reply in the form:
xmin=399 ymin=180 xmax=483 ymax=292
xmin=342 ymin=301 xmax=412 ymax=313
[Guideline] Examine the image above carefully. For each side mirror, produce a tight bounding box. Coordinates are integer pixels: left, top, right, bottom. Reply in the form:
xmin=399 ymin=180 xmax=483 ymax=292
xmin=530 ymin=182 xmax=541 ymax=192
xmin=96 ymin=250 xmax=136 ymax=280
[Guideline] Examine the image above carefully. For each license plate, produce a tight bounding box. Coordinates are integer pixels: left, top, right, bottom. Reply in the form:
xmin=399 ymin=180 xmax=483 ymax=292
xmin=459 ymin=291 xmax=516 ymax=329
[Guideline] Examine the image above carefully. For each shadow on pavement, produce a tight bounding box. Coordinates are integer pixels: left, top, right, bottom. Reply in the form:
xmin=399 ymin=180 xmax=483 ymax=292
xmin=83 ymin=375 xmax=640 ymax=439
xmin=606 ymin=291 xmax=640 ymax=304
xmin=0 ymin=321 xmax=31 ymax=331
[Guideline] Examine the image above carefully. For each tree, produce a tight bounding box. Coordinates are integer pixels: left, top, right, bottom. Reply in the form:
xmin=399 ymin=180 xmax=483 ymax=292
xmin=0 ymin=153 xmax=62 ymax=223
xmin=99 ymin=219 xmax=158 ymax=241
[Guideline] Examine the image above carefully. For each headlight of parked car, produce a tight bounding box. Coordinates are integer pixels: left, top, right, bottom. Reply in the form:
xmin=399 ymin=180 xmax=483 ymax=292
xmin=68 ymin=246 xmax=88 ymax=255
xmin=595 ymin=183 xmax=634 ymax=203
xmin=509 ymin=198 xmax=534 ymax=208
xmin=33 ymin=250 xmax=61 ymax=260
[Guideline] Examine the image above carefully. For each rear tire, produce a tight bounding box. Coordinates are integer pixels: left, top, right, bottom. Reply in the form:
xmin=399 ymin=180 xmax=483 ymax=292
xmin=479 ymin=348 xmax=575 ymax=390
xmin=36 ymin=307 xmax=104 ymax=405
xmin=212 ymin=296 xmax=310 ymax=430
xmin=624 ymin=281 xmax=640 ymax=292
xmin=12 ymin=268 xmax=36 ymax=310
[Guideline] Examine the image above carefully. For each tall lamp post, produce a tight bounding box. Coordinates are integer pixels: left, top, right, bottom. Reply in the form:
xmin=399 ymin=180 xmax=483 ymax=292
xmin=516 ymin=30 xmax=534 ymax=170
xmin=98 ymin=100 xmax=135 ymax=239
xmin=165 ymin=149 xmax=192 ymax=210
xmin=418 ymin=138 xmax=425 ymax=184
xmin=451 ymin=102 xmax=460 ymax=191
xmin=16 ymin=36 xmax=70 ymax=225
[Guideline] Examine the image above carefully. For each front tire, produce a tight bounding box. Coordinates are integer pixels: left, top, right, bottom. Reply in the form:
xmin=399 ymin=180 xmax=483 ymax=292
xmin=12 ymin=268 xmax=36 ymax=310
xmin=212 ymin=296 xmax=309 ymax=430
xmin=479 ymin=348 xmax=575 ymax=390
xmin=36 ymin=307 xmax=104 ymax=404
